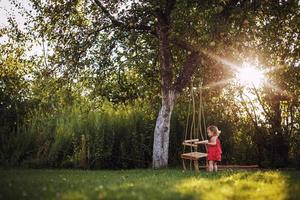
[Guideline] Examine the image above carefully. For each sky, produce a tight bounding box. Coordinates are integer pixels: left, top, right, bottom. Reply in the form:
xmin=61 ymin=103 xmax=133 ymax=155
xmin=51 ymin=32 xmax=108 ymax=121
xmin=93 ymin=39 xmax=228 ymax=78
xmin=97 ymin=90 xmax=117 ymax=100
xmin=0 ymin=0 xmax=31 ymax=28
xmin=0 ymin=0 xmax=44 ymax=56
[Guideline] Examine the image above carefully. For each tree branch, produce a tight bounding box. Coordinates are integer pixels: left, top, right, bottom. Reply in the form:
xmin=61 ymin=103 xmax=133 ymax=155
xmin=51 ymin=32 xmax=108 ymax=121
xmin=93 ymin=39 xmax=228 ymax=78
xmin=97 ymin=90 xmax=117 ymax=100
xmin=215 ymin=0 xmax=240 ymax=21
xmin=157 ymin=8 xmax=172 ymax=93
xmin=239 ymin=91 xmax=258 ymax=126
xmin=173 ymin=51 xmax=201 ymax=93
xmin=94 ymin=0 xmax=122 ymax=26
xmin=168 ymin=36 xmax=203 ymax=93
xmin=166 ymin=0 xmax=176 ymax=16
xmin=94 ymin=0 xmax=156 ymax=35
xmin=252 ymin=86 xmax=273 ymax=122
xmin=169 ymin=37 xmax=195 ymax=52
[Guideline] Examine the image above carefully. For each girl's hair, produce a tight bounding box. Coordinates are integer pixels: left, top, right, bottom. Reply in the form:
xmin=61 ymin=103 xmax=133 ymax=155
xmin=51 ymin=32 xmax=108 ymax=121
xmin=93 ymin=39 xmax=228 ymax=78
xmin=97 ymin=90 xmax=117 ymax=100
xmin=207 ymin=125 xmax=221 ymax=136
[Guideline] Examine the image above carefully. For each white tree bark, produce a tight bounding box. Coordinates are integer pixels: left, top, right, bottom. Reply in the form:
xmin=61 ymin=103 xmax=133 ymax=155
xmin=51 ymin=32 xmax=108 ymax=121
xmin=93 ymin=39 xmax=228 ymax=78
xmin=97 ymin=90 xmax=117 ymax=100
xmin=152 ymin=90 xmax=177 ymax=168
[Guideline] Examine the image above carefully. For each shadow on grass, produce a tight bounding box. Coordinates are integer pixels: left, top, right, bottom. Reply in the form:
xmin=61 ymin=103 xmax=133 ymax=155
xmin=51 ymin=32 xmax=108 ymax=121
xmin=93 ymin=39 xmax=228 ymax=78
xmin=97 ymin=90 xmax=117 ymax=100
xmin=282 ymin=170 xmax=300 ymax=200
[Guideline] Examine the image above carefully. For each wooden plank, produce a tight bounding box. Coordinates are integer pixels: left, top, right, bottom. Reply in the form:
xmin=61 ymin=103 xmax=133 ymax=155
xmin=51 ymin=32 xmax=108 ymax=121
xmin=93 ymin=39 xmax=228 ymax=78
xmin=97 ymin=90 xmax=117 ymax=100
xmin=183 ymin=139 xmax=199 ymax=143
xmin=182 ymin=159 xmax=186 ymax=170
xmin=182 ymin=142 xmax=198 ymax=147
xmin=194 ymin=160 xmax=199 ymax=172
xmin=194 ymin=141 xmax=207 ymax=145
xmin=197 ymin=165 xmax=259 ymax=169
xmin=181 ymin=152 xmax=208 ymax=160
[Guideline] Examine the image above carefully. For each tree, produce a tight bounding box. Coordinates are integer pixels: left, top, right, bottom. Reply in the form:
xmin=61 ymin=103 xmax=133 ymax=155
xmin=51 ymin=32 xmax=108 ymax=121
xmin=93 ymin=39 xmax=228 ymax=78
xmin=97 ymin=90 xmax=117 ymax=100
xmin=24 ymin=0 xmax=299 ymax=168
xmin=0 ymin=19 xmax=32 ymax=132
xmin=27 ymin=0 xmax=204 ymax=168
xmin=90 ymin=0 xmax=266 ymax=168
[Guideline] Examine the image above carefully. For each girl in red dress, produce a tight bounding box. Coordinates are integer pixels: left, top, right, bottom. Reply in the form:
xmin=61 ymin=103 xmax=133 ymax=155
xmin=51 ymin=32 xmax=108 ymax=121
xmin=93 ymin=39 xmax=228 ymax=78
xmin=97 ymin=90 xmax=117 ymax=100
xmin=199 ymin=125 xmax=222 ymax=172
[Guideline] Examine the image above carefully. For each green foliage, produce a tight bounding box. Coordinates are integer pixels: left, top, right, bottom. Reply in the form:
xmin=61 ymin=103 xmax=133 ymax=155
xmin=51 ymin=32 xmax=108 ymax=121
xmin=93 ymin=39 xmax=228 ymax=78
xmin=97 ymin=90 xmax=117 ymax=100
xmin=1 ymin=169 xmax=300 ymax=200
xmin=1 ymin=93 xmax=299 ymax=169
xmin=8 ymin=101 xmax=155 ymax=169
xmin=0 ymin=124 xmax=36 ymax=166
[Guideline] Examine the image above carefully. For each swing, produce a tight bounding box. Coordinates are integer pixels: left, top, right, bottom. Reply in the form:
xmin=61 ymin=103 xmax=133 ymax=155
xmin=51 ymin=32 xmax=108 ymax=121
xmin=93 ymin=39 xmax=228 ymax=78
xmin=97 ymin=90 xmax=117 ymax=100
xmin=181 ymin=82 xmax=208 ymax=172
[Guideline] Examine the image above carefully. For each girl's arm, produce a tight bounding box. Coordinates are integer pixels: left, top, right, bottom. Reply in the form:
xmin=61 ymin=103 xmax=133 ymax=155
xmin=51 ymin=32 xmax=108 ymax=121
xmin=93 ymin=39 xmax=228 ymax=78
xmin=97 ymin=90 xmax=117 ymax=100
xmin=195 ymin=140 xmax=208 ymax=144
xmin=201 ymin=136 xmax=218 ymax=145
xmin=207 ymin=136 xmax=217 ymax=146
xmin=196 ymin=137 xmax=217 ymax=145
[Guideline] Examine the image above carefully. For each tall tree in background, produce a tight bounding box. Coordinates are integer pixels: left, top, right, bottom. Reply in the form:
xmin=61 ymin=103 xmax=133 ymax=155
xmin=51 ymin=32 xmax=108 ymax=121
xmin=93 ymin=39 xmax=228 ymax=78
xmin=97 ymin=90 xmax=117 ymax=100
xmin=28 ymin=0 xmax=207 ymax=168
xmin=92 ymin=0 xmax=274 ymax=168
xmin=92 ymin=0 xmax=197 ymax=168
xmin=91 ymin=0 xmax=258 ymax=168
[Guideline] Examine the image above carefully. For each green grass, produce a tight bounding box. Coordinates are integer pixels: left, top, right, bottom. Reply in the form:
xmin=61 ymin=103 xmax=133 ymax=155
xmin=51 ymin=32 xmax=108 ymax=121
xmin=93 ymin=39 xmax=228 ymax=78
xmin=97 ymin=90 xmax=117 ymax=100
xmin=0 ymin=169 xmax=299 ymax=200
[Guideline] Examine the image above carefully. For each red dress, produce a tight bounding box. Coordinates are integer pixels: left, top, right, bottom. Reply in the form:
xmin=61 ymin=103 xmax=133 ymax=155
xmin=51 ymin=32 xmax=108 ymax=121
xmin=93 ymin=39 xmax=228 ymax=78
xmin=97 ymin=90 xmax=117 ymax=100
xmin=207 ymin=136 xmax=222 ymax=161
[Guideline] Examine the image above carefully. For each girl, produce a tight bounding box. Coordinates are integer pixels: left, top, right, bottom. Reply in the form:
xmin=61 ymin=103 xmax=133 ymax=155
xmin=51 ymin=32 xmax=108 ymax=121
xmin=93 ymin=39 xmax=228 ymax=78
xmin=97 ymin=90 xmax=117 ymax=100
xmin=199 ymin=125 xmax=222 ymax=172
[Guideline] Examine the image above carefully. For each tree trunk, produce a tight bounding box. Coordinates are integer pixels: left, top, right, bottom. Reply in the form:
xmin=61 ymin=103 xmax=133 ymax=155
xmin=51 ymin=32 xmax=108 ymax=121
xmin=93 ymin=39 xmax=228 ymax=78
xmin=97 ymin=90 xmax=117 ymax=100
xmin=270 ymin=95 xmax=289 ymax=167
xmin=152 ymin=2 xmax=200 ymax=169
xmin=94 ymin=0 xmax=202 ymax=169
xmin=152 ymin=90 xmax=177 ymax=168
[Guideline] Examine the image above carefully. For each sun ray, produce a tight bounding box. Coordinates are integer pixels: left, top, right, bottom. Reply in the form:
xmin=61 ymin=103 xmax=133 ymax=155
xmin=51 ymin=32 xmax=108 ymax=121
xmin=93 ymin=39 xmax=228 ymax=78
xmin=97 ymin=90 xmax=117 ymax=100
xmin=201 ymin=50 xmax=240 ymax=71
xmin=200 ymin=50 xmax=290 ymax=98
xmin=202 ymin=78 xmax=235 ymax=89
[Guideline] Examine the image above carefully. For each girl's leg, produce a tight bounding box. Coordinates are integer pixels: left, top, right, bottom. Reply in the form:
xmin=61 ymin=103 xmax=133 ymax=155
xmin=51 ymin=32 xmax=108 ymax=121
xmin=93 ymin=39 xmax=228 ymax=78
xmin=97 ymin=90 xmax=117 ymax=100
xmin=208 ymin=161 xmax=214 ymax=172
xmin=213 ymin=161 xmax=218 ymax=172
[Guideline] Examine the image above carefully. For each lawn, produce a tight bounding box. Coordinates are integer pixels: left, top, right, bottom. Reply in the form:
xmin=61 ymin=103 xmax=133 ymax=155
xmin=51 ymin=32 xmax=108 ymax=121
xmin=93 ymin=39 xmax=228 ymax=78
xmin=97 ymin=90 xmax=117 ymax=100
xmin=0 ymin=169 xmax=299 ymax=200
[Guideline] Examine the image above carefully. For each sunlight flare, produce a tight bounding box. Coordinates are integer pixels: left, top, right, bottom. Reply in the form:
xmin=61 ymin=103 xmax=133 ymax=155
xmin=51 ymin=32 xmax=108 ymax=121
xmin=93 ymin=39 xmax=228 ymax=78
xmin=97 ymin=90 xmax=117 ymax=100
xmin=236 ymin=62 xmax=265 ymax=87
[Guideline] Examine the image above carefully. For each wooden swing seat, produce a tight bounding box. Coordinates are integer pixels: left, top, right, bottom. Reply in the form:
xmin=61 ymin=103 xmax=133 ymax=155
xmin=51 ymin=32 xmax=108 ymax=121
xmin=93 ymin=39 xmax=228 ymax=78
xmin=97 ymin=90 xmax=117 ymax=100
xmin=181 ymin=152 xmax=207 ymax=161
xmin=181 ymin=139 xmax=207 ymax=172
xmin=181 ymin=151 xmax=207 ymax=172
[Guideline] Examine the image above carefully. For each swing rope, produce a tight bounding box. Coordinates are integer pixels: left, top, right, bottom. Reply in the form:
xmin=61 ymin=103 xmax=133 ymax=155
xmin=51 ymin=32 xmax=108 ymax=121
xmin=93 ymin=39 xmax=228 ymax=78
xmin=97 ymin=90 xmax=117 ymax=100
xmin=181 ymin=80 xmax=208 ymax=171
xmin=183 ymin=80 xmax=207 ymax=153
xmin=199 ymin=85 xmax=208 ymax=151
xmin=183 ymin=85 xmax=192 ymax=153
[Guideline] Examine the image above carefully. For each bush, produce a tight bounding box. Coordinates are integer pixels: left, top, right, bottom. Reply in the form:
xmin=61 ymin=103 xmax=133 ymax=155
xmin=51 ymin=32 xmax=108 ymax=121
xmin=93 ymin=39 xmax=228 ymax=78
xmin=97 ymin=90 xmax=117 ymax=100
xmin=1 ymin=100 xmax=156 ymax=169
xmin=2 ymin=98 xmax=298 ymax=169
